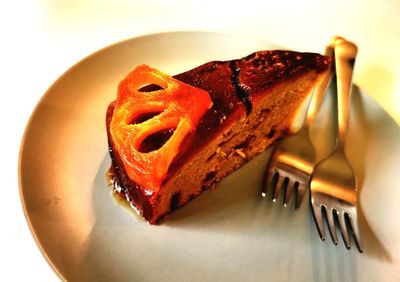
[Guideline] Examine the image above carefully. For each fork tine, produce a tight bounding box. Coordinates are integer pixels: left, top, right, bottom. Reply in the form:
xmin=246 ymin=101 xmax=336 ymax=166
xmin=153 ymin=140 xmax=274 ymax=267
xmin=295 ymin=182 xmax=307 ymax=209
xmin=272 ymin=174 xmax=286 ymax=203
xmin=326 ymin=208 xmax=339 ymax=245
xmin=337 ymin=211 xmax=351 ymax=249
xmin=347 ymin=211 xmax=363 ymax=253
xmin=262 ymin=169 xmax=276 ymax=197
xmin=311 ymin=202 xmax=326 ymax=240
xmin=283 ymin=180 xmax=294 ymax=207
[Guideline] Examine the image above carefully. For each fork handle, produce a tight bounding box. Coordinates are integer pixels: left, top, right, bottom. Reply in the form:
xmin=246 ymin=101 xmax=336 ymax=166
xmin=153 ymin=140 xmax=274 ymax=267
xmin=306 ymin=36 xmax=343 ymax=126
xmin=306 ymin=47 xmax=333 ymax=126
xmin=334 ymin=41 xmax=358 ymax=147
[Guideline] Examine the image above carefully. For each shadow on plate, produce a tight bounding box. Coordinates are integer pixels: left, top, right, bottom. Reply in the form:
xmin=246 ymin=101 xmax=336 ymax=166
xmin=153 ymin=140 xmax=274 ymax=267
xmin=349 ymin=87 xmax=392 ymax=262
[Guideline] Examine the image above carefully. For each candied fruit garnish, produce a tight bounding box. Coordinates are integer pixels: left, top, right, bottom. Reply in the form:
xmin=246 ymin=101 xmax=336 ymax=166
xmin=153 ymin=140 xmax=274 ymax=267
xmin=110 ymin=65 xmax=213 ymax=192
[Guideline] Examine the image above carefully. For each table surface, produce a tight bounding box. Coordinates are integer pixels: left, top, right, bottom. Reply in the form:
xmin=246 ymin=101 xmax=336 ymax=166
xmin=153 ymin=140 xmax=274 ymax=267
xmin=1 ymin=0 xmax=399 ymax=280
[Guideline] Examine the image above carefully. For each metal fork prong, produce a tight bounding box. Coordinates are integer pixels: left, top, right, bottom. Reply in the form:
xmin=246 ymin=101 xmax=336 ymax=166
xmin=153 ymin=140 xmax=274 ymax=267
xmin=337 ymin=211 xmax=351 ymax=249
xmin=295 ymin=183 xmax=306 ymax=209
xmin=262 ymin=169 xmax=276 ymax=197
xmin=326 ymin=208 xmax=339 ymax=245
xmin=311 ymin=203 xmax=326 ymax=240
xmin=347 ymin=212 xmax=363 ymax=253
xmin=272 ymin=174 xmax=286 ymax=203
xmin=283 ymin=180 xmax=294 ymax=207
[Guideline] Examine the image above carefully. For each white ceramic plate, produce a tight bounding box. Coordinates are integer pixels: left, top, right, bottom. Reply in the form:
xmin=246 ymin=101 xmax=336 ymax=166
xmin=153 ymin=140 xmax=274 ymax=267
xmin=19 ymin=31 xmax=400 ymax=281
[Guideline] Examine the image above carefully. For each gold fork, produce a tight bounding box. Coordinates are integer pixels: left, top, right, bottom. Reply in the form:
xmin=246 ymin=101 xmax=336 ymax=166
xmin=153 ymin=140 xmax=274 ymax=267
xmin=310 ymin=39 xmax=363 ymax=252
xmin=262 ymin=41 xmax=335 ymax=208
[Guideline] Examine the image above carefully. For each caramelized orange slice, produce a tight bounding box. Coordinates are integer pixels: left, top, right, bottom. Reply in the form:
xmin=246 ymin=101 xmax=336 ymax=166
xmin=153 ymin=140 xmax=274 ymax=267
xmin=110 ymin=65 xmax=213 ymax=192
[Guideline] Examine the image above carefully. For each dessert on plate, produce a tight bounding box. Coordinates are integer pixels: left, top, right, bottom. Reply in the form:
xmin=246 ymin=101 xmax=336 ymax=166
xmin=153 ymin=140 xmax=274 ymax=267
xmin=106 ymin=50 xmax=330 ymax=224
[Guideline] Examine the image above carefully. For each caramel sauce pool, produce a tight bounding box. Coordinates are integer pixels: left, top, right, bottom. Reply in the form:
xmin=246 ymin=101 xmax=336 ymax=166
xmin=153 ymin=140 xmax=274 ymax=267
xmin=106 ymin=168 xmax=145 ymax=222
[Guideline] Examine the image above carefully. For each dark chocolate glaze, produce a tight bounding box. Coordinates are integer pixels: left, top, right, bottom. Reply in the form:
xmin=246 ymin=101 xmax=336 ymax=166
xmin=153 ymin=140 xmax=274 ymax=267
xmin=229 ymin=61 xmax=252 ymax=114
xmin=175 ymin=60 xmax=242 ymax=131
xmin=235 ymin=51 xmax=329 ymax=95
xmin=106 ymin=50 xmax=330 ymax=223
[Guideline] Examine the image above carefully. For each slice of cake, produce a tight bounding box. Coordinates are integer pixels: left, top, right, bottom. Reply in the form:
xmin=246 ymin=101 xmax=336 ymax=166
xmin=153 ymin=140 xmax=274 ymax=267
xmin=106 ymin=50 xmax=330 ymax=224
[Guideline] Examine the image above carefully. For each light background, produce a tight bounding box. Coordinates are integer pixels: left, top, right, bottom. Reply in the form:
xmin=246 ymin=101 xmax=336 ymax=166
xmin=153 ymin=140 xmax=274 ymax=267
xmin=1 ymin=0 xmax=399 ymax=280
